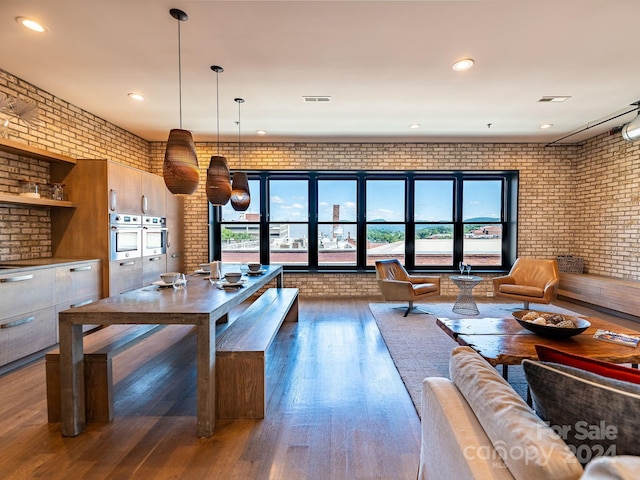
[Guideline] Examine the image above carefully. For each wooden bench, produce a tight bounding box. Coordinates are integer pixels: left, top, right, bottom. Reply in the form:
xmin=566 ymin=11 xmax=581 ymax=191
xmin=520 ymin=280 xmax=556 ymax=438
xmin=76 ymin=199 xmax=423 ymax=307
xmin=216 ymin=287 xmax=299 ymax=419
xmin=46 ymin=323 xmax=164 ymax=423
xmin=558 ymin=273 xmax=640 ymax=319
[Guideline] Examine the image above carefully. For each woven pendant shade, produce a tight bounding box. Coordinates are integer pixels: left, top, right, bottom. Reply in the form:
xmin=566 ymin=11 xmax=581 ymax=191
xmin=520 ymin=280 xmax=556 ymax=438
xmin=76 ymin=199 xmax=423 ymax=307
xmin=163 ymin=129 xmax=199 ymax=195
xmin=230 ymin=172 xmax=250 ymax=211
xmin=206 ymin=155 xmax=231 ymax=205
xmin=163 ymin=9 xmax=199 ymax=196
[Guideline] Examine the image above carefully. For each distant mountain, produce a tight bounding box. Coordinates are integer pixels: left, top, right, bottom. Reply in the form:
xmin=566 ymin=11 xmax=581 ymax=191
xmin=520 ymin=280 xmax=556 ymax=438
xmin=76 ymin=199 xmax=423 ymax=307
xmin=465 ymin=217 xmax=500 ymax=223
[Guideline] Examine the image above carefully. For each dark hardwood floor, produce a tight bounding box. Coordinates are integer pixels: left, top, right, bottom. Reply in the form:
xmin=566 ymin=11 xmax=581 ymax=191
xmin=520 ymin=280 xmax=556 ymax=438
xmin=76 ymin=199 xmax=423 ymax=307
xmin=0 ymin=297 xmax=422 ymax=480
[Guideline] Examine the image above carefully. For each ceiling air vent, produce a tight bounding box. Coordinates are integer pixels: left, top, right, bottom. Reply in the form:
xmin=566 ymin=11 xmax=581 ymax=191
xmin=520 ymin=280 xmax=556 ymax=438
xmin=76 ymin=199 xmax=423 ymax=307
xmin=538 ymin=96 xmax=571 ymax=103
xmin=303 ymin=96 xmax=331 ymax=103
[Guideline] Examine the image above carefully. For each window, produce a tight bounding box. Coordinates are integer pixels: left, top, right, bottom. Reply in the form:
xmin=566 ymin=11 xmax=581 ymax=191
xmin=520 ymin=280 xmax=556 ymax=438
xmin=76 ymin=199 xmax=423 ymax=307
xmin=218 ymin=179 xmax=261 ymax=264
xmin=318 ymin=179 xmax=357 ymax=266
xmin=366 ymin=179 xmax=405 ymax=265
xmin=268 ymin=179 xmax=309 ymax=265
xmin=210 ymin=170 xmax=518 ymax=272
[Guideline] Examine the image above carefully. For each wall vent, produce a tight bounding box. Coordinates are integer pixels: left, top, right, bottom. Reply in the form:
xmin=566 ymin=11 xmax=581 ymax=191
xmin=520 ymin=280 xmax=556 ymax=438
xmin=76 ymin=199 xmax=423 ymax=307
xmin=303 ymin=96 xmax=331 ymax=103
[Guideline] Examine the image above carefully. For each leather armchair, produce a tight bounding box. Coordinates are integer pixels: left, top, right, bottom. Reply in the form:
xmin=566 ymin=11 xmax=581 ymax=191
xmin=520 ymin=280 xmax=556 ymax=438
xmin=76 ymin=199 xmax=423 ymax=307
xmin=492 ymin=258 xmax=560 ymax=309
xmin=375 ymin=259 xmax=441 ymax=316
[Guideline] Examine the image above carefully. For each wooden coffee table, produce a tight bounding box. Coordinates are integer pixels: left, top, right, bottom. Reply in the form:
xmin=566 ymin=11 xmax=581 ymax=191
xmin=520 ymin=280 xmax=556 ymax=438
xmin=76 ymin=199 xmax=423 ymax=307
xmin=437 ymin=315 xmax=640 ymax=380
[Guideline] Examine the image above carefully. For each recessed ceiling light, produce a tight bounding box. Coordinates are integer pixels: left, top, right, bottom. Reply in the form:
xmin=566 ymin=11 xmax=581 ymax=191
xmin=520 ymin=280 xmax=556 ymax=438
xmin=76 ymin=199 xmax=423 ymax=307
xmin=452 ymin=58 xmax=474 ymax=72
xmin=409 ymin=124 xmax=421 ymax=129
xmin=16 ymin=16 xmax=47 ymax=33
xmin=540 ymin=123 xmax=554 ymax=129
xmin=128 ymin=93 xmax=145 ymax=101
xmin=256 ymin=130 xmax=267 ymax=135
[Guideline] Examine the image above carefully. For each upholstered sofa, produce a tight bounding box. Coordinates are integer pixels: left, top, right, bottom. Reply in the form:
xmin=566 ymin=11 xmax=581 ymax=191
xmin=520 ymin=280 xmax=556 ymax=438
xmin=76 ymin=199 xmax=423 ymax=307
xmin=418 ymin=346 xmax=640 ymax=480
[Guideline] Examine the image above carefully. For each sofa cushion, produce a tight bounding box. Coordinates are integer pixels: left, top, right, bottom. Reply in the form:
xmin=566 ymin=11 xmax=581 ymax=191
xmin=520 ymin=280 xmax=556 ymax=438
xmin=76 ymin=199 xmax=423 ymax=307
xmin=499 ymin=284 xmax=544 ymax=297
xmin=535 ymin=345 xmax=640 ymax=384
xmin=523 ymin=360 xmax=640 ymax=465
xmin=580 ymin=456 xmax=640 ymax=480
xmin=450 ymin=347 xmax=582 ymax=480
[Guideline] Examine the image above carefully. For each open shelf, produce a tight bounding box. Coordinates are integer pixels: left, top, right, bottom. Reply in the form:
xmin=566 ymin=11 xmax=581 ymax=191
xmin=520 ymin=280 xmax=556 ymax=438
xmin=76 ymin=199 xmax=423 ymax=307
xmin=0 ymin=192 xmax=76 ymax=208
xmin=0 ymin=138 xmax=76 ymax=165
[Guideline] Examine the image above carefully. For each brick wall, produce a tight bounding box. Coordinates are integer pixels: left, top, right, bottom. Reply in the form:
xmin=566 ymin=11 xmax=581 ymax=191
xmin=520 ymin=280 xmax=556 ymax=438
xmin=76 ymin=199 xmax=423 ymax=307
xmin=3 ymin=68 xmax=638 ymax=296
xmin=572 ymin=132 xmax=640 ymax=279
xmin=148 ymin=141 xmax=579 ymax=297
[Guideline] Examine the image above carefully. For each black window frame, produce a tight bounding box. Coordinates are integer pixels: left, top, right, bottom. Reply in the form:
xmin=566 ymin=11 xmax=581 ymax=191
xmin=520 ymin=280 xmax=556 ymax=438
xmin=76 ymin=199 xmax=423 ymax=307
xmin=209 ymin=169 xmax=518 ymax=273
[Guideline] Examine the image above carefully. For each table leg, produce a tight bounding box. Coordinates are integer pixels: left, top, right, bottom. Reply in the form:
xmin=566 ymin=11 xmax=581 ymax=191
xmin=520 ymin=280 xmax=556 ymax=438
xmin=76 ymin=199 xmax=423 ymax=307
xmin=502 ymin=364 xmax=509 ymax=381
xmin=59 ymin=319 xmax=86 ymax=436
xmin=276 ymin=270 xmax=283 ymax=288
xmin=196 ymin=316 xmax=216 ymax=437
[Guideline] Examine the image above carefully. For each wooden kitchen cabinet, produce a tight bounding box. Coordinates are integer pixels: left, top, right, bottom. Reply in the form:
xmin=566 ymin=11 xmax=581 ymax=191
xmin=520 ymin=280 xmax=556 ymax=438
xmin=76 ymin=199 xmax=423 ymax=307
xmin=0 ymin=260 xmax=102 ymax=370
xmin=0 ymin=306 xmax=57 ymax=367
xmin=107 ymin=161 xmax=142 ymax=213
xmin=142 ymin=172 xmax=167 ymax=216
xmin=166 ymin=191 xmax=184 ymax=273
xmin=109 ymin=258 xmax=143 ymax=295
xmin=54 ymin=260 xmax=102 ymax=333
xmin=142 ymin=254 xmax=166 ymax=285
xmin=52 ymin=159 xmax=182 ymax=297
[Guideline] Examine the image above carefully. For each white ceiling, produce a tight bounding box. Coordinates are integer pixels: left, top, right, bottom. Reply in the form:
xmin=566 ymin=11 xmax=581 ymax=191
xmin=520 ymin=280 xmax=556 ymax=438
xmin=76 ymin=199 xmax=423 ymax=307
xmin=2 ymin=0 xmax=640 ymax=144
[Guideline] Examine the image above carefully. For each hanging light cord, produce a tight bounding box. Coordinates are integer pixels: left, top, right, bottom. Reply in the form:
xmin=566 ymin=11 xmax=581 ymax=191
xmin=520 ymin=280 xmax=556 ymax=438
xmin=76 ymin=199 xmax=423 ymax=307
xmin=177 ymin=18 xmax=183 ymax=129
xmin=237 ymin=100 xmax=241 ymax=167
xmin=216 ymin=70 xmax=220 ymax=155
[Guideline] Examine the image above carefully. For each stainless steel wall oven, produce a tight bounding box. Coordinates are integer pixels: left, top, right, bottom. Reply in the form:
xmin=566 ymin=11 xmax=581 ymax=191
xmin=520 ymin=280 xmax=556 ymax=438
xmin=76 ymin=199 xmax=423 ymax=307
xmin=109 ymin=213 xmax=142 ymax=261
xmin=142 ymin=215 xmax=167 ymax=256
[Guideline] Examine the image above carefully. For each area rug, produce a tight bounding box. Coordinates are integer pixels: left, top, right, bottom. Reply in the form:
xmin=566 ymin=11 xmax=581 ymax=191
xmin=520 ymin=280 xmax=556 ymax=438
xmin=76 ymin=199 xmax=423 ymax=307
xmin=368 ymin=301 xmax=581 ymax=417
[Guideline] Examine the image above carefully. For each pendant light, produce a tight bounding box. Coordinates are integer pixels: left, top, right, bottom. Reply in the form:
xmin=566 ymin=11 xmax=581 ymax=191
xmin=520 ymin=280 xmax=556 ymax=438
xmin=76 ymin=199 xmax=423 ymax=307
xmin=230 ymin=97 xmax=250 ymax=211
xmin=206 ymin=66 xmax=232 ymax=206
xmin=163 ymin=8 xmax=199 ymax=196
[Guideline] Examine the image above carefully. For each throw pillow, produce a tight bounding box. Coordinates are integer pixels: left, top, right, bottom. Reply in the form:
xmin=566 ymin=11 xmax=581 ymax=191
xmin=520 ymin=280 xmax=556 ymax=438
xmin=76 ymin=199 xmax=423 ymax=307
xmin=523 ymin=360 xmax=640 ymax=466
xmin=449 ymin=347 xmax=582 ymax=480
xmin=535 ymin=345 xmax=640 ymax=384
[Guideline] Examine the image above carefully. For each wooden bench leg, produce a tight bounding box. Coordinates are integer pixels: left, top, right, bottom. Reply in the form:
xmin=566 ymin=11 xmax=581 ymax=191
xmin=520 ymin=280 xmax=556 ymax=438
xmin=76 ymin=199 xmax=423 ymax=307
xmin=46 ymin=355 xmax=62 ymax=423
xmin=216 ymin=353 xmax=265 ymax=419
xmin=284 ymin=295 xmax=299 ymax=323
xmin=46 ymin=355 xmax=114 ymax=423
xmin=84 ymin=356 xmax=114 ymax=423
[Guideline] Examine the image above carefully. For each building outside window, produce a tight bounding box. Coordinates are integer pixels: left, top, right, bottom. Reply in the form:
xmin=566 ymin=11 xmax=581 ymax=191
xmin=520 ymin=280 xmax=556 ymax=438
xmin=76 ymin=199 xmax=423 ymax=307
xmin=210 ymin=170 xmax=518 ymax=272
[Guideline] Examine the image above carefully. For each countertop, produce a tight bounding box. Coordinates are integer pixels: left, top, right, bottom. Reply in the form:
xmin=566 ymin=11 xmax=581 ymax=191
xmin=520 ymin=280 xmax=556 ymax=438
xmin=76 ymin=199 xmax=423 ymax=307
xmin=0 ymin=258 xmax=101 ymax=273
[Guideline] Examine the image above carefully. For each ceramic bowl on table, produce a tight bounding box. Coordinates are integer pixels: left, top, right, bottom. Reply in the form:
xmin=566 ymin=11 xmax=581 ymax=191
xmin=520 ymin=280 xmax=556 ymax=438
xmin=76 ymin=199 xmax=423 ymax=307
xmin=247 ymin=263 xmax=262 ymax=272
xmin=224 ymin=272 xmax=242 ymax=283
xmin=160 ymin=272 xmax=180 ymax=284
xmin=512 ymin=310 xmax=591 ymax=338
xmin=199 ymin=263 xmax=211 ymax=272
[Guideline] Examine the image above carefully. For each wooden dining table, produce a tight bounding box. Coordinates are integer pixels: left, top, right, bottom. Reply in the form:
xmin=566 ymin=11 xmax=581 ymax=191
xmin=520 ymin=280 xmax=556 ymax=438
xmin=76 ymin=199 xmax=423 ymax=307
xmin=57 ymin=265 xmax=283 ymax=438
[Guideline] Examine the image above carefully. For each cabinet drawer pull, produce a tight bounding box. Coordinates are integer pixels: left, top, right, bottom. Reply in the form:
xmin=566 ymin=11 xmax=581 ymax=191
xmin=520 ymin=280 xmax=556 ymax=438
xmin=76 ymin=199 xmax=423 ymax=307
xmin=1 ymin=316 xmax=35 ymax=329
xmin=119 ymin=261 xmax=135 ymax=266
xmin=70 ymin=265 xmax=92 ymax=272
xmin=142 ymin=195 xmax=148 ymax=214
xmin=0 ymin=274 xmax=34 ymax=283
xmin=70 ymin=299 xmax=93 ymax=308
xmin=109 ymin=189 xmax=117 ymax=211
xmin=148 ymin=256 xmax=162 ymax=262
xmin=171 ymin=253 xmax=181 ymax=258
